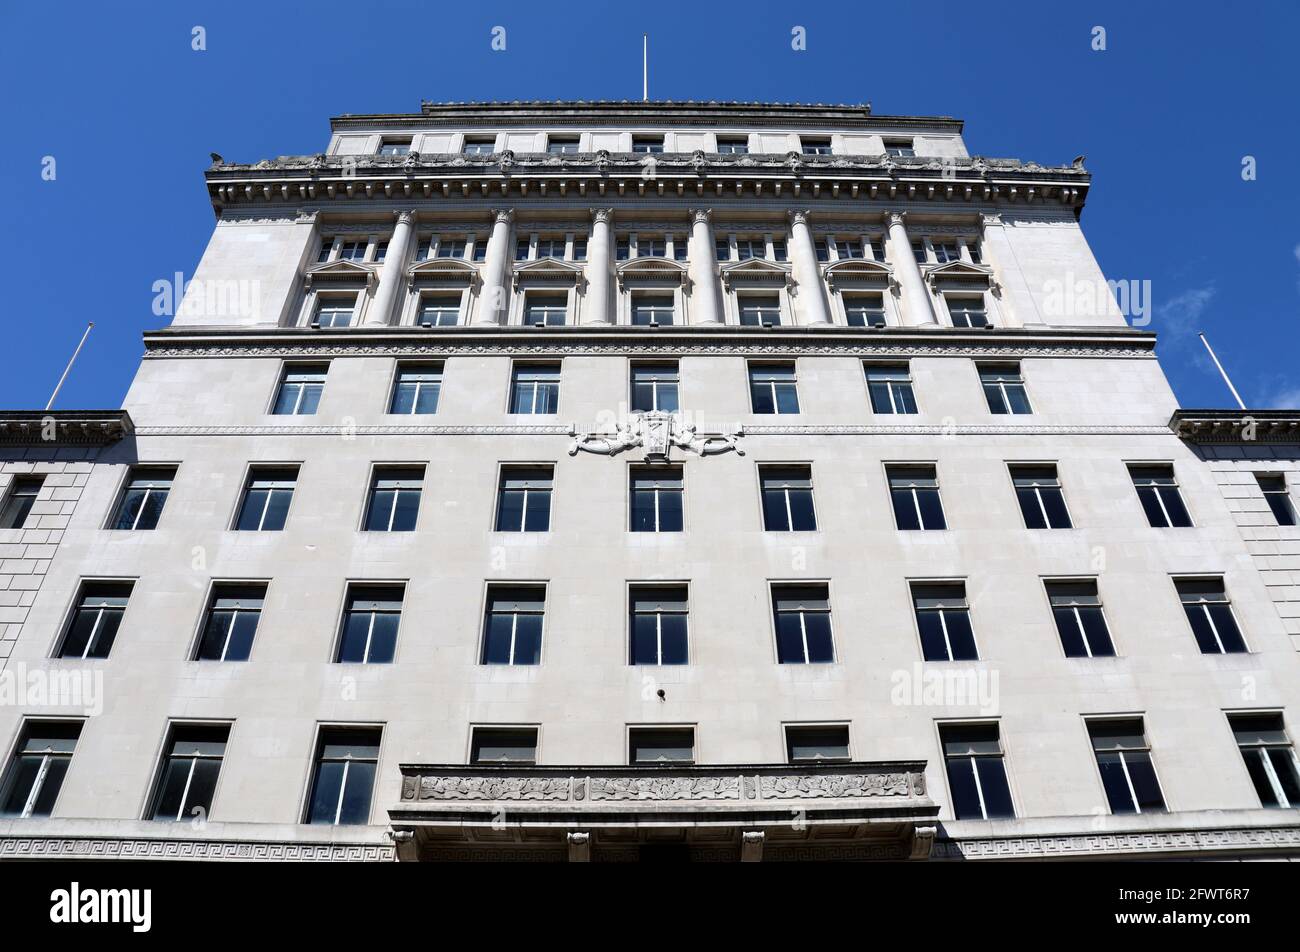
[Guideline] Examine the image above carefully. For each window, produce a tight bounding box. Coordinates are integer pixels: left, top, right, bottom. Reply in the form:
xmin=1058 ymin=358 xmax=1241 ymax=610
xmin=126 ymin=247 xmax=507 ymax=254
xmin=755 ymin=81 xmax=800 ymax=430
xmin=638 ymin=236 xmax=667 ymax=258
xmin=434 ymin=238 xmax=467 ymax=259
xmin=1175 ymin=578 xmax=1247 ymax=654
xmin=772 ymin=238 xmax=788 ymax=262
xmin=481 ymin=585 xmax=545 ymax=665
xmin=866 ymin=364 xmax=918 ymax=415
xmin=389 ymin=363 xmax=442 ymax=415
xmin=888 ymin=465 xmax=946 ymax=530
xmin=715 ymin=238 xmax=732 ymax=261
xmin=1257 ymin=474 xmax=1297 ymax=526
xmin=734 ymin=237 xmax=766 ymax=260
xmin=515 ymin=239 xmax=530 ymax=261
xmin=510 ymin=363 xmax=560 ymax=414
xmin=716 ymin=136 xmax=748 ymax=154
xmin=772 ymin=584 xmax=834 ymax=664
xmin=940 ymin=724 xmax=1014 ymax=819
xmin=195 ymin=584 xmax=264 ymax=661
xmin=57 ymin=582 xmax=132 ymax=659
xmin=801 ymin=137 xmax=832 ymax=155
xmin=749 ymin=363 xmax=799 ymax=414
xmin=110 ymin=467 xmax=175 ymax=530
xmin=738 ymin=294 xmax=782 ymax=327
xmin=631 ymin=293 xmax=674 ymax=326
xmin=572 ymin=237 xmax=587 ymax=261
xmin=1009 ymin=464 xmax=1072 ymax=529
xmin=0 ymin=721 xmax=81 ymax=818
xmin=495 ymin=466 xmax=552 ymax=533
xmin=1046 ymin=580 xmax=1115 ymax=658
xmin=1128 ymin=464 xmax=1192 ymax=527
xmin=377 ymin=139 xmax=409 ymax=156
xmin=417 ymin=294 xmax=460 ymax=327
xmin=629 ymin=727 xmax=694 ymax=764
xmin=833 ymin=238 xmax=863 ymax=260
xmin=337 ymin=585 xmax=402 ymax=663
xmin=462 ymin=137 xmax=495 ymax=155
xmin=785 ymin=725 xmax=850 ymax=763
xmin=313 ymin=297 xmax=354 ymax=328
xmin=1088 ymin=719 xmax=1165 ymax=815
xmin=760 ymin=466 xmax=816 ymax=531
xmin=472 ymin=239 xmax=488 ymax=262
xmin=947 ymin=296 xmax=989 ymax=328
xmin=1229 ymin=713 xmax=1300 ymax=809
xmin=631 ymin=136 xmax=663 ymax=154
xmin=884 ymin=138 xmax=915 ymax=157
xmin=629 ymin=585 xmax=689 ymax=665
xmin=534 ymin=237 xmax=566 ymax=259
xmin=631 ymin=362 xmax=679 ymax=412
xmin=911 ymin=241 xmax=928 ymax=264
xmin=470 ymin=727 xmax=538 ymax=764
xmin=337 ymin=240 xmax=367 ymax=262
xmin=363 ymin=468 xmax=422 ymax=532
xmin=671 ymin=235 xmax=688 ymax=262
xmin=912 ymin=582 xmax=978 ymax=661
xmin=616 ymin=238 xmax=631 ymax=261
xmin=0 ymin=476 xmax=43 ymax=530
xmin=844 ymin=294 xmax=887 ymax=328
xmin=547 ymin=136 xmax=579 ymax=155
xmin=373 ymin=240 xmax=389 ymax=263
xmin=272 ymin=365 xmax=327 ymax=415
xmin=235 ymin=468 xmax=296 ymax=531
xmin=814 ymin=238 xmax=829 ymax=262
xmin=931 ymin=241 xmax=961 ymax=264
xmin=630 ymin=466 xmax=683 ymax=532
xmin=148 ymin=725 xmax=229 ymax=822
xmin=524 ymin=293 xmax=567 ymax=327
xmin=306 ymin=727 xmax=380 ymax=825
xmin=979 ymin=364 xmax=1032 ymax=414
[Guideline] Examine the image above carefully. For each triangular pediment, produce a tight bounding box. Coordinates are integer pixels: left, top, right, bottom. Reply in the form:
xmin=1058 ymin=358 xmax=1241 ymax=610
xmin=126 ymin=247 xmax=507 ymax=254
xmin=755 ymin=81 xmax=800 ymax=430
xmin=823 ymin=257 xmax=894 ymax=289
xmin=616 ymin=257 xmax=689 ymax=288
xmin=304 ymin=258 xmax=376 ymax=287
xmin=511 ymin=256 xmax=587 ymax=290
xmin=408 ymin=256 xmax=480 ymax=283
xmin=720 ymin=257 xmax=793 ymax=289
xmin=924 ymin=260 xmax=994 ymax=285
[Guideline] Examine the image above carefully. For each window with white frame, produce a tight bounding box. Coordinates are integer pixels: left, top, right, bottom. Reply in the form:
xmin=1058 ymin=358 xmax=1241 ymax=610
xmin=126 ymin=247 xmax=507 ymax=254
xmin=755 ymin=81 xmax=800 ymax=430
xmin=631 ymin=136 xmax=663 ymax=154
xmin=481 ymin=585 xmax=545 ymax=665
xmin=471 ymin=727 xmax=539 ymax=764
xmin=630 ymin=465 xmax=683 ymax=532
xmin=1046 ymin=580 xmax=1115 ymax=658
xmin=749 ymin=363 xmax=799 ymax=415
xmin=389 ymin=363 xmax=442 ymax=414
xmin=1009 ymin=464 xmax=1072 ymax=529
xmin=716 ymin=136 xmax=748 ymax=154
xmin=638 ymin=235 xmax=667 ymax=258
xmin=510 ymin=362 xmax=560 ymax=414
xmin=462 ymin=137 xmax=495 ymax=155
xmin=631 ymin=362 xmax=679 ymax=411
xmin=305 ymin=727 xmax=380 ymax=825
xmin=866 ymin=363 xmax=918 ymax=415
xmin=912 ymin=582 xmax=978 ymax=661
xmin=844 ymin=293 xmax=887 ymax=327
xmin=148 ymin=724 xmax=229 ymax=822
xmin=547 ymin=136 xmax=579 ymax=155
xmin=801 ymin=137 xmax=832 ymax=155
xmin=785 ymin=725 xmax=850 ymax=763
xmin=0 ymin=476 xmax=43 ymax=530
xmin=417 ymin=293 xmax=461 ymax=327
xmin=336 ymin=585 xmax=403 ymax=663
xmin=888 ymin=464 xmax=946 ymax=530
xmin=272 ymin=364 xmax=327 ymax=415
xmin=524 ymin=292 xmax=568 ymax=326
xmin=57 ymin=582 xmax=133 ymax=659
xmin=760 ymin=465 xmax=816 ymax=531
xmin=884 ymin=138 xmax=915 ymax=157
xmin=363 ymin=468 xmax=422 ymax=532
xmin=629 ymin=585 xmax=688 ymax=665
xmin=814 ymin=238 xmax=830 ymax=262
xmin=979 ymin=364 xmax=1032 ymax=414
xmin=947 ymin=295 xmax=989 ymax=328
xmin=1088 ymin=719 xmax=1166 ymax=815
xmin=734 ymin=237 xmax=767 ymax=260
xmin=110 ymin=467 xmax=175 ymax=531
xmin=1229 ymin=713 xmax=1300 ymax=809
xmin=495 ymin=466 xmax=553 ymax=533
xmin=1175 ymin=577 xmax=1247 ymax=654
xmin=533 ymin=236 xmax=567 ymax=259
xmin=833 ymin=237 xmax=864 ymax=260
xmin=377 ymin=139 xmax=410 ymax=156
xmin=0 ymin=721 xmax=82 ymax=818
xmin=195 ymin=584 xmax=265 ymax=662
xmin=313 ymin=295 xmax=356 ymax=329
xmin=1128 ymin=464 xmax=1192 ymax=527
xmin=931 ymin=240 xmax=962 ymax=264
xmin=940 ymin=723 xmax=1015 ymax=819
xmin=631 ymin=293 xmax=674 ymax=326
xmin=1256 ymin=474 xmax=1297 ymax=526
xmin=234 ymin=468 xmax=297 ymax=532
xmin=772 ymin=584 xmax=834 ymax=664
xmin=738 ymin=294 xmax=782 ymax=327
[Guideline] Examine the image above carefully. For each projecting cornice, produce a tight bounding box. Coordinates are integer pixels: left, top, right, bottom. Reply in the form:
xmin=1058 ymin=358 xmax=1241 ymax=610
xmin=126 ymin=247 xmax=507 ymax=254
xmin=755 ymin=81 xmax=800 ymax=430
xmin=1170 ymin=409 xmax=1300 ymax=444
xmin=0 ymin=410 xmax=134 ymax=446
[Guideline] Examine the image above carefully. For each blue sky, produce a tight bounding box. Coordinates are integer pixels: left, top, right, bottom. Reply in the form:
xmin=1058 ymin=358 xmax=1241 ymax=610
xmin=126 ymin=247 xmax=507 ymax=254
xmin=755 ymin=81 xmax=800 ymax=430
xmin=1 ymin=0 xmax=1296 ymax=410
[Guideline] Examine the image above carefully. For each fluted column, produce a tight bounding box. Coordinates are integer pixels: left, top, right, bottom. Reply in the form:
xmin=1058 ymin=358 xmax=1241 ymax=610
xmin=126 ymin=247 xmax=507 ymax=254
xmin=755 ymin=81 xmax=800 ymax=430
xmin=583 ymin=208 xmax=614 ymax=324
xmin=787 ymin=210 xmax=832 ymax=325
xmin=366 ymin=210 xmax=415 ymax=325
xmin=474 ymin=208 xmax=514 ymax=325
xmin=687 ymin=208 xmax=723 ymax=325
xmin=885 ymin=211 xmax=937 ymax=326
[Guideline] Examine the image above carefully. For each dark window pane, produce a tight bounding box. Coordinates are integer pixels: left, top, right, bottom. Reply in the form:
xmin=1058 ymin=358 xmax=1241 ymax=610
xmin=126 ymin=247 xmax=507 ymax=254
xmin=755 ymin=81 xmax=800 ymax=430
xmin=483 ymin=615 xmax=515 ymax=664
xmin=1096 ymin=753 xmax=1136 ymax=814
xmin=659 ymin=616 xmax=689 ymax=664
xmin=1208 ymin=604 xmax=1247 ymax=653
xmin=338 ymin=613 xmax=373 ymax=663
xmin=337 ymin=760 xmax=376 ymax=824
xmin=1158 ymin=487 xmax=1192 ymax=527
xmin=630 ymin=491 xmax=656 ymax=532
xmin=917 ymin=489 xmax=946 ymax=529
xmin=775 ymin=613 xmax=807 ymax=663
xmin=630 ymin=615 xmax=661 ymax=665
xmin=1135 ymin=486 xmax=1168 ymax=527
xmin=891 ymin=489 xmax=920 ymax=530
xmin=496 ymin=490 xmax=525 ymax=531
xmin=307 ymin=761 xmax=345 ymax=824
xmin=943 ymin=611 xmax=978 ymax=660
xmin=1267 ymin=748 xmax=1300 ymax=805
xmin=366 ymin=614 xmax=399 ymax=663
xmin=391 ymin=490 xmax=420 ymax=531
xmin=26 ymin=758 xmax=70 ymax=817
xmin=1126 ymin=755 xmax=1166 ymax=812
xmin=364 ymin=490 xmax=395 ymax=531
xmin=788 ymin=489 xmax=816 ymax=530
xmin=750 ymin=383 xmax=775 ymax=414
xmin=261 ymin=490 xmax=291 ymax=530
xmin=976 ymin=758 xmax=1015 ymax=818
xmin=523 ymin=493 xmax=550 ymax=532
xmin=917 ymin=612 xmax=949 ymax=661
xmin=762 ymin=490 xmax=790 ymax=531
xmin=1042 ymin=489 xmax=1071 ymax=528
xmin=1016 ymin=488 xmax=1046 ymax=529
xmin=802 ymin=614 xmax=834 ymax=662
xmin=657 ymin=491 xmax=683 ymax=531
xmin=946 ymin=757 xmax=983 ymax=819
xmin=235 ymin=490 xmax=268 ymax=530
xmin=1079 ymin=607 xmax=1115 ymax=656
xmin=512 ymin=615 xmax=543 ymax=665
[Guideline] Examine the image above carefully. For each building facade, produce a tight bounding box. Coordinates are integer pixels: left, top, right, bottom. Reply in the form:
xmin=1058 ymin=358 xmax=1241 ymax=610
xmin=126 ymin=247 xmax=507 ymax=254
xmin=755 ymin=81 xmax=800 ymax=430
xmin=0 ymin=101 xmax=1297 ymax=862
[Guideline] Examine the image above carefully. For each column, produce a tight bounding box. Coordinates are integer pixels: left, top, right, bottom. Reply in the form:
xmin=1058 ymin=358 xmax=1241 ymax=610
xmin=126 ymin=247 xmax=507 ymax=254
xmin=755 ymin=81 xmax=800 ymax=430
xmin=885 ymin=211 xmax=937 ymax=326
xmin=366 ymin=210 xmax=415 ymax=325
xmin=473 ymin=208 xmax=514 ymax=325
xmin=583 ymin=208 xmax=614 ymax=324
xmin=687 ymin=208 xmax=723 ymax=325
xmin=787 ymin=210 xmax=832 ymax=325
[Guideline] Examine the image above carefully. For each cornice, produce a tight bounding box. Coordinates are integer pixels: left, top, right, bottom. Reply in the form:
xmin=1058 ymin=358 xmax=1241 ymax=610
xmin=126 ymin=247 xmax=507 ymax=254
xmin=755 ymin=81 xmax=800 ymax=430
xmin=0 ymin=834 xmax=394 ymax=862
xmin=934 ymin=823 xmax=1300 ymax=860
xmin=0 ymin=411 xmax=134 ymax=446
xmin=1170 ymin=409 xmax=1300 ymax=444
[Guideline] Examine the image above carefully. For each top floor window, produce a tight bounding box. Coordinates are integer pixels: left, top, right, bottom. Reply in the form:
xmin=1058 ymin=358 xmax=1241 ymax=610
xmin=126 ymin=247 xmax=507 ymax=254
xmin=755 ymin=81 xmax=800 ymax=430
xmin=272 ymin=365 xmax=327 ymax=416
xmin=979 ymin=364 xmax=1032 ymax=415
xmin=462 ymin=137 xmax=496 ymax=155
xmin=931 ymin=241 xmax=961 ymax=264
xmin=884 ymin=138 xmax=915 ymax=157
xmin=1128 ymin=464 xmax=1192 ymax=528
xmin=390 ymin=363 xmax=442 ymax=415
xmin=631 ymin=362 xmax=679 ymax=412
xmin=716 ymin=136 xmax=748 ymax=154
xmin=110 ymin=467 xmax=175 ymax=531
xmin=547 ymin=136 xmax=579 ymax=154
xmin=631 ymin=136 xmax=663 ymax=154
xmin=833 ymin=238 xmax=864 ymax=260
xmin=1229 ymin=713 xmax=1300 ymax=809
xmin=638 ymin=236 xmax=667 ymax=258
xmin=1257 ymin=474 xmax=1297 ymax=526
xmin=801 ymin=137 xmax=832 ymax=155
xmin=0 ymin=476 xmax=44 ymax=530
xmin=377 ymin=139 xmax=410 ymax=156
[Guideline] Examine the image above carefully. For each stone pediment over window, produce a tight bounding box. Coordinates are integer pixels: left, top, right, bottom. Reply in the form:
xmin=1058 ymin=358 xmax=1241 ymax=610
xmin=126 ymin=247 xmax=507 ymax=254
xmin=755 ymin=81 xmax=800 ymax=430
xmin=924 ymin=260 xmax=996 ymax=292
xmin=823 ymin=258 xmax=894 ymax=291
xmin=720 ymin=258 xmax=794 ymax=291
xmin=408 ymin=257 xmax=481 ymax=288
xmin=616 ymin=257 xmax=689 ymax=290
xmin=304 ymin=259 xmax=377 ymax=288
xmin=511 ymin=257 xmax=587 ymax=292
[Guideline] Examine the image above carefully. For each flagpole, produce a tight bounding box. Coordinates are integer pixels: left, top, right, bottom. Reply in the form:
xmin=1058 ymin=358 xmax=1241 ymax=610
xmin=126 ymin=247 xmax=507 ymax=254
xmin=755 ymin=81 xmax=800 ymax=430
xmin=45 ymin=322 xmax=94 ymax=411
xmin=643 ymin=34 xmax=648 ymax=101
xmin=1197 ymin=332 xmax=1246 ymax=410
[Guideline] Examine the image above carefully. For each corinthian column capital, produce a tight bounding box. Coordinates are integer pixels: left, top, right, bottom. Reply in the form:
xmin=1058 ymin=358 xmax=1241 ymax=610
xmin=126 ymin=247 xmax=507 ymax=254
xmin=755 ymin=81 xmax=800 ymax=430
xmin=491 ymin=208 xmax=514 ymax=225
xmin=883 ymin=210 xmax=907 ymax=228
xmin=394 ymin=210 xmax=417 ymax=226
xmin=688 ymin=207 xmax=713 ymax=226
xmin=787 ymin=209 xmax=812 ymax=227
xmin=590 ymin=207 xmax=614 ymax=224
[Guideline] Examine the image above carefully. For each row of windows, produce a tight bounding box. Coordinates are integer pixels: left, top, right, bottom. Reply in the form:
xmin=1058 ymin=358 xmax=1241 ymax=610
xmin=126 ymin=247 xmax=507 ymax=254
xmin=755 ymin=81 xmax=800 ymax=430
xmin=5 ymin=709 xmax=1297 ymax=826
xmin=372 ymin=133 xmax=919 ymax=159
xmin=42 ymin=571 xmax=1255 ymax=665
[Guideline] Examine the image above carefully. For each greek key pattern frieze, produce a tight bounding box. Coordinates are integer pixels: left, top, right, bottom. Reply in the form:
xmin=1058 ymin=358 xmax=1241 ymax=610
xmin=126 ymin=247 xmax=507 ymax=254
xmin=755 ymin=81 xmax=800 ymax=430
xmin=0 ymin=836 xmax=394 ymax=862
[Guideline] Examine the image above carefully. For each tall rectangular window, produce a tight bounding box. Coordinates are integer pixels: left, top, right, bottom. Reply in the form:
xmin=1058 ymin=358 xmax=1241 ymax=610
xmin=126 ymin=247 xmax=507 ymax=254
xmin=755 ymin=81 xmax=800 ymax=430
xmin=887 ymin=464 xmax=946 ymax=530
xmin=336 ymin=585 xmax=402 ymax=664
xmin=272 ymin=364 xmax=327 ymax=415
xmin=314 ymin=297 xmax=354 ymax=329
xmin=148 ymin=725 xmax=229 ymax=822
xmin=524 ymin=293 xmax=567 ymax=326
xmin=866 ymin=364 xmax=918 ymax=414
xmin=1175 ymin=578 xmax=1247 ymax=654
xmin=1009 ymin=464 xmax=1072 ymax=529
xmin=110 ymin=467 xmax=174 ymax=531
xmin=629 ymin=727 xmax=694 ymax=764
xmin=979 ymin=364 xmax=1032 ymax=414
xmin=1256 ymin=474 xmax=1297 ymax=526
xmin=1128 ymin=464 xmax=1193 ymax=527
xmin=629 ymin=585 xmax=689 ymax=665
xmin=631 ymin=362 xmax=679 ymax=412
xmin=912 ymin=582 xmax=978 ymax=661
xmin=1229 ymin=713 xmax=1300 ymax=809
xmin=470 ymin=727 xmax=539 ymax=764
xmin=631 ymin=293 xmax=674 ymax=326
xmin=738 ymin=293 xmax=782 ymax=326
xmin=940 ymin=724 xmax=1015 ymax=819
xmin=772 ymin=585 xmax=834 ymax=664
xmin=481 ymin=585 xmax=545 ymax=666
xmin=389 ymin=363 xmax=442 ymax=415
xmin=1045 ymin=580 xmax=1115 ymax=658
xmin=844 ymin=294 xmax=886 ymax=328
xmin=785 ymin=725 xmax=850 ymax=763
xmin=495 ymin=466 xmax=553 ymax=532
xmin=195 ymin=584 xmax=264 ymax=662
xmin=509 ymin=363 xmax=560 ymax=414
xmin=363 ymin=468 xmax=422 ymax=532
xmin=234 ymin=467 xmax=297 ymax=531
xmin=947 ymin=297 xmax=989 ymax=328
xmin=306 ymin=727 xmax=380 ymax=825
xmin=630 ymin=465 xmax=683 ymax=532
xmin=749 ymin=363 xmax=800 ymax=414
xmin=760 ymin=465 xmax=816 ymax=531
xmin=1088 ymin=719 xmax=1165 ymax=815
xmin=417 ymin=294 xmax=460 ymax=326
xmin=58 ymin=582 xmax=132 ymax=659
xmin=0 ymin=476 xmax=43 ymax=530
xmin=0 ymin=721 xmax=82 ymax=818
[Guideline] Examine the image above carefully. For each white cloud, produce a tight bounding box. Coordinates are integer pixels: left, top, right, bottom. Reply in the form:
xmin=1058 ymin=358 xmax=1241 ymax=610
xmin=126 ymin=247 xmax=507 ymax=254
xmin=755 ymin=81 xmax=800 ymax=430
xmin=1259 ymin=385 xmax=1300 ymax=409
xmin=1155 ymin=285 xmax=1216 ymax=346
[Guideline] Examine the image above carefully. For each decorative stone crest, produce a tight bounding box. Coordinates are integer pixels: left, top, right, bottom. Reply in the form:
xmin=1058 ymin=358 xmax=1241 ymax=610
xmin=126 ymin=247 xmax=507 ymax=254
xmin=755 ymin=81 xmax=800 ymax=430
xmin=568 ymin=411 xmax=744 ymax=461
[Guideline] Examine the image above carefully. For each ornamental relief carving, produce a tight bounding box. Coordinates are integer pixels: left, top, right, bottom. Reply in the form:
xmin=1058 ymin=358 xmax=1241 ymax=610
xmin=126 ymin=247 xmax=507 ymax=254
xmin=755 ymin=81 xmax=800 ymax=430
xmin=758 ymin=772 xmax=912 ymax=799
xmin=414 ymin=776 xmax=571 ymax=801
xmin=587 ymin=776 xmax=741 ymax=801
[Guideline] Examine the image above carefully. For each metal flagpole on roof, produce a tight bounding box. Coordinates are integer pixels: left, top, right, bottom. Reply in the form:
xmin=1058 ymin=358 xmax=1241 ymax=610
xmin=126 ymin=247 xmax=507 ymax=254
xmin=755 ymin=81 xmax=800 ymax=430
xmin=1197 ymin=332 xmax=1247 ymax=411
xmin=45 ymin=322 xmax=94 ymax=411
xmin=643 ymin=34 xmax=648 ymax=101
